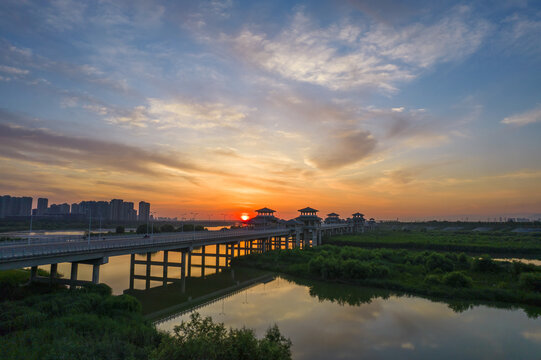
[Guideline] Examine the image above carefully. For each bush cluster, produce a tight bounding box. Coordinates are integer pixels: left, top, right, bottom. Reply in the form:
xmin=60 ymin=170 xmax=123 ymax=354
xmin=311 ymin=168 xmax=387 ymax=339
xmin=0 ymin=283 xmax=292 ymax=360
xmin=153 ymin=313 xmax=291 ymax=360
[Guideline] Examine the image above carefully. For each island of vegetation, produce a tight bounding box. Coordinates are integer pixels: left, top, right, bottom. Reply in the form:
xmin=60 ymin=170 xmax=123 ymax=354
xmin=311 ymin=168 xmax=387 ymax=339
xmin=325 ymin=229 xmax=541 ymax=255
xmin=0 ymin=270 xmax=291 ymax=360
xmin=232 ymin=244 xmax=541 ymax=315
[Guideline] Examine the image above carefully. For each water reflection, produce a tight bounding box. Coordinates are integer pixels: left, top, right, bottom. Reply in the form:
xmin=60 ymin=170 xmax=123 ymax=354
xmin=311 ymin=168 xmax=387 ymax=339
xmin=36 ymin=241 xmax=541 ymax=359
xmin=156 ymin=274 xmax=541 ymax=359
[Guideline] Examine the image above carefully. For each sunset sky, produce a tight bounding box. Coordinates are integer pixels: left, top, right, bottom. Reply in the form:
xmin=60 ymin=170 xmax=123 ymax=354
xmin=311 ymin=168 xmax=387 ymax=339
xmin=0 ymin=0 xmax=540 ymax=220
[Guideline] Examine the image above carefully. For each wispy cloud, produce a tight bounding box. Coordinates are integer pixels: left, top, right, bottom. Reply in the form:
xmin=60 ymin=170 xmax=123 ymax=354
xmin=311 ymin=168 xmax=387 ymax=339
xmin=0 ymin=65 xmax=29 ymax=75
xmin=0 ymin=111 xmax=205 ymax=177
xmin=307 ymin=129 xmax=377 ymax=170
xmin=501 ymin=105 xmax=541 ymax=126
xmin=107 ymin=98 xmax=251 ymax=129
xmin=222 ymin=7 xmax=489 ymax=92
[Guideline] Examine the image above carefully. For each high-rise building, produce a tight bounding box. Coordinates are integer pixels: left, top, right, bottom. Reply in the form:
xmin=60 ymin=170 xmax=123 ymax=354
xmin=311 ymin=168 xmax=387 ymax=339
xmin=110 ymin=199 xmax=123 ymax=221
xmin=0 ymin=195 xmax=11 ymax=218
xmin=138 ymin=201 xmax=150 ymax=222
xmin=37 ymin=198 xmax=48 ymax=215
xmin=0 ymin=195 xmax=32 ymax=217
xmin=121 ymin=202 xmax=137 ymax=221
xmin=71 ymin=203 xmax=81 ymax=214
xmin=47 ymin=203 xmax=70 ymax=215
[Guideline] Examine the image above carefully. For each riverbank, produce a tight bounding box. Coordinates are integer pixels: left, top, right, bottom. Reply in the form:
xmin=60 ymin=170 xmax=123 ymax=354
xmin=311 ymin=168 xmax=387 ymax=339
xmin=325 ymin=230 xmax=541 ymax=256
xmin=232 ymin=246 xmax=541 ymax=314
xmin=0 ymin=271 xmax=291 ymax=360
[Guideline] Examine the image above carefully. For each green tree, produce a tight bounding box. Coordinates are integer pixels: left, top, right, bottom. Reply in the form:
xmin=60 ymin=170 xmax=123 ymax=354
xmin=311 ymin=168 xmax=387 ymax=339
xmin=116 ymin=225 xmax=125 ymax=234
xmin=152 ymin=313 xmax=291 ymax=360
xmin=136 ymin=224 xmax=148 ymax=234
xmin=160 ymin=224 xmax=175 ymax=233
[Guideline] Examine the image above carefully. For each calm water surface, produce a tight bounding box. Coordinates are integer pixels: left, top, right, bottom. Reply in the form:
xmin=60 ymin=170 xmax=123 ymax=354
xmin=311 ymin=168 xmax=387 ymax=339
xmin=38 ymin=248 xmax=541 ymax=359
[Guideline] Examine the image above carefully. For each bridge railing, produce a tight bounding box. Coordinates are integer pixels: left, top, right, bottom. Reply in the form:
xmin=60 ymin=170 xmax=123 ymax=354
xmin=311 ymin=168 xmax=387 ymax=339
xmin=0 ymin=227 xmax=292 ymax=261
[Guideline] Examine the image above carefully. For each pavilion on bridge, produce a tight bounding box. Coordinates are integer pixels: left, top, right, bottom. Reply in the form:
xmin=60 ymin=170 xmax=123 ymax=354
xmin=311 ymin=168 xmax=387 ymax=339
xmin=324 ymin=212 xmax=341 ymax=224
xmin=247 ymin=207 xmax=280 ymax=228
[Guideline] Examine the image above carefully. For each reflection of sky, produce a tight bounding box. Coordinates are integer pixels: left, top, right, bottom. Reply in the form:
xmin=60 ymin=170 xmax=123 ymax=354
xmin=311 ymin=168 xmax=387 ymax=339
xmin=157 ymin=277 xmax=541 ymax=360
xmin=39 ymin=249 xmax=541 ymax=357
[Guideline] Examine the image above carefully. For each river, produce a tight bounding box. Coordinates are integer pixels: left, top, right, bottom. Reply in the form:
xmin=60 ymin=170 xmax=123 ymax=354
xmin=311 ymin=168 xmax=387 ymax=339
xmin=37 ymin=245 xmax=541 ymax=359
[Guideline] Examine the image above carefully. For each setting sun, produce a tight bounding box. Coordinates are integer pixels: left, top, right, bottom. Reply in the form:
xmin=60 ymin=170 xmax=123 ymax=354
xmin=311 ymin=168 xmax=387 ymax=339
xmin=241 ymin=213 xmax=250 ymax=221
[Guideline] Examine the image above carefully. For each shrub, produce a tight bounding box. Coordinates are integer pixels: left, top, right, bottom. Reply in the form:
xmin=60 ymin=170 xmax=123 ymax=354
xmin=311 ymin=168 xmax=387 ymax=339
xmin=442 ymin=272 xmax=473 ymax=288
xmin=160 ymin=224 xmax=175 ymax=233
xmin=424 ymin=274 xmax=441 ymax=285
xmin=425 ymin=253 xmax=454 ymax=273
xmin=512 ymin=261 xmax=538 ymax=276
xmin=519 ymin=273 xmax=541 ymax=292
xmin=136 ymin=224 xmax=147 ymax=234
xmin=472 ymin=255 xmax=501 ymax=273
xmin=342 ymin=260 xmax=370 ymax=279
xmin=153 ymin=313 xmax=291 ymax=360
xmin=115 ymin=225 xmax=125 ymax=234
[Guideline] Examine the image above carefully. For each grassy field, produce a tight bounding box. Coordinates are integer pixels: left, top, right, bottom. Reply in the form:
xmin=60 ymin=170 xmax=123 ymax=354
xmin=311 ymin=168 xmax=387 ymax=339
xmin=232 ymin=246 xmax=541 ymax=315
xmin=325 ymin=230 xmax=541 ymax=256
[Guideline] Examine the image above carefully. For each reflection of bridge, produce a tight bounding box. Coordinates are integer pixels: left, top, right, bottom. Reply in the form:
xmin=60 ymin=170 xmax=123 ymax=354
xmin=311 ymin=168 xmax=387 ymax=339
xmin=0 ymin=221 xmax=357 ymax=287
xmin=126 ymin=266 xmax=275 ymax=324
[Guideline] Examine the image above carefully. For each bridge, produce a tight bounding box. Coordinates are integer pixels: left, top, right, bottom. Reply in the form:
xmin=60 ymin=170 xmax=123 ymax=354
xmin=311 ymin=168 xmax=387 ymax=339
xmin=0 ymin=222 xmax=357 ymax=286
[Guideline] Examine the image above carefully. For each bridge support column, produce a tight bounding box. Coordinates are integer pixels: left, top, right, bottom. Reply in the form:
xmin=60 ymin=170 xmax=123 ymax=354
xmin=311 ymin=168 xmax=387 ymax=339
xmin=129 ymin=254 xmax=135 ymax=289
xmin=187 ymin=251 xmax=192 ymax=277
xmin=216 ymin=244 xmax=220 ymax=270
xmin=50 ymin=263 xmax=58 ymax=285
xmin=181 ymin=250 xmax=186 ymax=293
xmin=70 ymin=262 xmax=78 ymax=289
xmin=30 ymin=266 xmax=37 ymax=283
xmin=201 ymin=246 xmax=206 ymax=277
xmin=163 ymin=251 xmax=168 ymax=286
xmin=92 ymin=263 xmax=100 ymax=284
xmin=146 ymin=253 xmax=151 ymax=289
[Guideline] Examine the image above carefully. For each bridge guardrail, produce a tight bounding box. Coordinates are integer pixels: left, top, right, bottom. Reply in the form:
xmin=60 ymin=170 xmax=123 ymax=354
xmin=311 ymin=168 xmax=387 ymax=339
xmin=0 ymin=228 xmax=292 ymax=261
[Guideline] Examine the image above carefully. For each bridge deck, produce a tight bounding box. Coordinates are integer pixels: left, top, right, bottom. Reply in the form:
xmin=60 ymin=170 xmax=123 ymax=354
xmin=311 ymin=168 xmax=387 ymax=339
xmin=0 ymin=223 xmax=354 ymax=270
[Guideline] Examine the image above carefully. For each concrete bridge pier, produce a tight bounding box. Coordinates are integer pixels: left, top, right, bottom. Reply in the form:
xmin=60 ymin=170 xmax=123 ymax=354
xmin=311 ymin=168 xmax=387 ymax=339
xmin=181 ymin=250 xmax=187 ymax=293
xmin=129 ymin=254 xmax=135 ymax=289
xmin=50 ymin=263 xmax=58 ymax=285
xmin=187 ymin=251 xmax=192 ymax=277
xmin=201 ymin=246 xmax=206 ymax=277
xmin=92 ymin=263 xmax=100 ymax=284
xmin=70 ymin=262 xmax=78 ymax=289
xmin=215 ymin=244 xmax=220 ymax=271
xmin=163 ymin=251 xmax=169 ymax=286
xmin=30 ymin=266 xmax=37 ymax=283
xmin=146 ymin=253 xmax=152 ymax=289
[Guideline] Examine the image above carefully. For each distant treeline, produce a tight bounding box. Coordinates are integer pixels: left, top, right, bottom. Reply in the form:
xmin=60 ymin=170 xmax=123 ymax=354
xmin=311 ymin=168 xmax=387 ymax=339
xmin=0 ymin=219 xmax=236 ymax=233
xmin=325 ymin=230 xmax=541 ymax=256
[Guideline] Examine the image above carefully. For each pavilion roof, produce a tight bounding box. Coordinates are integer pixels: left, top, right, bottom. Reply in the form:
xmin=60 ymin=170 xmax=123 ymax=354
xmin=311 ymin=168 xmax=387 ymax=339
xmin=255 ymin=207 xmax=276 ymax=213
xmin=286 ymin=219 xmax=304 ymax=225
xmin=352 ymin=212 xmax=365 ymax=216
xmin=298 ymin=207 xmax=318 ymax=213
xmin=327 ymin=212 xmax=339 ymax=217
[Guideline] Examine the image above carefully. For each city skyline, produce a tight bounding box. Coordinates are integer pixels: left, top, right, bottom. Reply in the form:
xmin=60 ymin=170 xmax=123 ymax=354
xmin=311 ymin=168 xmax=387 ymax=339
xmin=0 ymin=1 xmax=540 ymax=220
xmin=0 ymin=192 xmax=538 ymax=223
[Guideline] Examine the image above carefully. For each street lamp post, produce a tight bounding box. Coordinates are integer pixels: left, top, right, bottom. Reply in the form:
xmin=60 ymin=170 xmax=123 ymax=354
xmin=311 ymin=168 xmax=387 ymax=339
xmin=88 ymin=209 xmax=92 ymax=246
xmin=191 ymin=212 xmax=198 ymax=240
xmin=27 ymin=212 xmax=33 ymax=245
xmin=151 ymin=212 xmax=155 ymax=240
